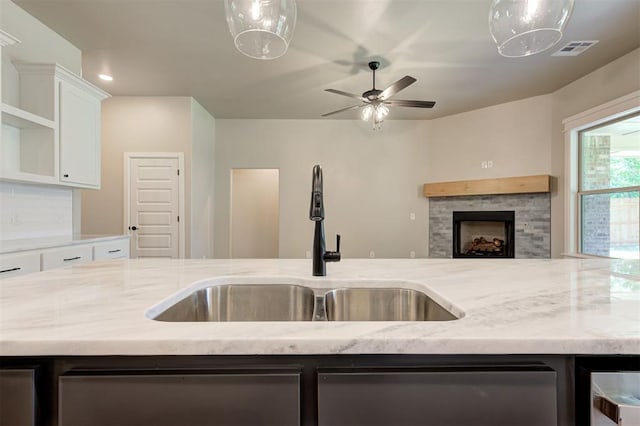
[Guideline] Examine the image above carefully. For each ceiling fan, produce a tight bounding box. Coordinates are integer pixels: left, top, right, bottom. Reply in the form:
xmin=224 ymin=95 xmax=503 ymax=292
xmin=322 ymin=61 xmax=436 ymax=130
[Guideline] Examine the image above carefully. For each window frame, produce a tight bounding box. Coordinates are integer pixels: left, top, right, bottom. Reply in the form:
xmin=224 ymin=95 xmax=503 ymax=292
xmin=563 ymin=90 xmax=640 ymax=257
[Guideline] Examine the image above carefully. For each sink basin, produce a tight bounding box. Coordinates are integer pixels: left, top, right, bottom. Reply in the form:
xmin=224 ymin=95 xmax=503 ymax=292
xmin=324 ymin=287 xmax=458 ymax=321
xmin=149 ymin=277 xmax=462 ymax=322
xmin=153 ymin=284 xmax=316 ymax=322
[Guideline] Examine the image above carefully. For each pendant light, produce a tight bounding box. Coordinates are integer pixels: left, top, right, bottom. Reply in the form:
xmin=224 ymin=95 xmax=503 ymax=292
xmin=224 ymin=0 xmax=297 ymax=60
xmin=489 ymin=0 xmax=575 ymax=57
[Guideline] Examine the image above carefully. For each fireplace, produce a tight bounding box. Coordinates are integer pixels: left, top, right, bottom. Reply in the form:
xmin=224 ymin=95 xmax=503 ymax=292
xmin=452 ymin=211 xmax=515 ymax=258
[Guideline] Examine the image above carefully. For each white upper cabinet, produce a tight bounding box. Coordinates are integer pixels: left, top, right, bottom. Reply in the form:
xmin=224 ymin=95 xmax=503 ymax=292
xmin=0 ymin=59 xmax=109 ymax=189
xmin=59 ymin=76 xmax=103 ymax=187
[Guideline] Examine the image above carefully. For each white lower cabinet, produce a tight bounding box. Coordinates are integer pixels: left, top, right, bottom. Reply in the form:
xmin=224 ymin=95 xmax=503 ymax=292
xmin=0 ymin=252 xmax=40 ymax=279
xmin=0 ymin=237 xmax=129 ymax=280
xmin=41 ymin=244 xmax=92 ymax=270
xmin=93 ymin=239 xmax=129 ymax=260
xmin=0 ymin=238 xmax=129 ymax=280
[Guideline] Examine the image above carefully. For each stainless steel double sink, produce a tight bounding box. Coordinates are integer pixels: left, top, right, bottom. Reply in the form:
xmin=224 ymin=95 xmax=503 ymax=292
xmin=150 ymin=281 xmax=460 ymax=322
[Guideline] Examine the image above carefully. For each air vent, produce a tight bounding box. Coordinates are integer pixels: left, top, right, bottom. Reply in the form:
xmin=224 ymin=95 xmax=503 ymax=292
xmin=552 ymin=40 xmax=599 ymax=56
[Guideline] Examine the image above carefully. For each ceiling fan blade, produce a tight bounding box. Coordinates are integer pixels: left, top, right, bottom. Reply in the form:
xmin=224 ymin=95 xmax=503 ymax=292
xmin=321 ymin=104 xmax=363 ymax=117
xmin=325 ymin=89 xmax=367 ymax=102
xmin=384 ymin=99 xmax=436 ymax=108
xmin=379 ymin=76 xmax=417 ymax=100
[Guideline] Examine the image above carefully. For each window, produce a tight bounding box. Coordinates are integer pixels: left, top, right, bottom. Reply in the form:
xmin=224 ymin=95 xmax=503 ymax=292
xmin=578 ymin=113 xmax=640 ymax=259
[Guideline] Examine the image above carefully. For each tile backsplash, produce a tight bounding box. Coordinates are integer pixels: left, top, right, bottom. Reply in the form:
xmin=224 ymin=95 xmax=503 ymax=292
xmin=0 ymin=182 xmax=72 ymax=241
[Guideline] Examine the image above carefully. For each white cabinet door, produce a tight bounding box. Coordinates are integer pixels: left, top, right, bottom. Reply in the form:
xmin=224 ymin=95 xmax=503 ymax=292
xmin=0 ymin=252 xmax=40 ymax=279
xmin=59 ymin=80 xmax=101 ymax=188
xmin=93 ymin=238 xmax=130 ymax=260
xmin=41 ymin=244 xmax=92 ymax=270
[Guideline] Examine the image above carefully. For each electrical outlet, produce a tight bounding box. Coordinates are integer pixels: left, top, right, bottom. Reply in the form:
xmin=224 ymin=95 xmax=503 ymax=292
xmin=410 ymin=251 xmax=416 ymax=258
xmin=369 ymin=251 xmax=375 ymax=258
xmin=306 ymin=250 xmax=311 ymax=258
xmin=481 ymin=161 xmax=488 ymax=168
xmin=410 ymin=213 xmax=415 ymax=220
xmin=487 ymin=160 xmax=493 ymax=168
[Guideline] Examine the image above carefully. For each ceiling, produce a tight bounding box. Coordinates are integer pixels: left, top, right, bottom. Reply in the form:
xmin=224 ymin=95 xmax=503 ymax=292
xmin=13 ymin=0 xmax=640 ymax=120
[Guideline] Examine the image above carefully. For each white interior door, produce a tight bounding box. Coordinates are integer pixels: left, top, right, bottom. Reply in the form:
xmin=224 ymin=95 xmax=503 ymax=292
xmin=126 ymin=155 xmax=182 ymax=258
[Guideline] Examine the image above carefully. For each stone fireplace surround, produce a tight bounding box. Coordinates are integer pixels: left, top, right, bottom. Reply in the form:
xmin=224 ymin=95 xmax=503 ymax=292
xmin=424 ymin=176 xmax=552 ymax=259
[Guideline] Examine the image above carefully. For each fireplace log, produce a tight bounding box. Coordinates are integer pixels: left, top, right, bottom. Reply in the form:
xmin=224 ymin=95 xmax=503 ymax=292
xmin=467 ymin=237 xmax=505 ymax=253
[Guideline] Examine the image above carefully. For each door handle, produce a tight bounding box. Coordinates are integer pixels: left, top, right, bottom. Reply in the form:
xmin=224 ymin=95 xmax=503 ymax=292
xmin=129 ymin=226 xmax=138 ymax=231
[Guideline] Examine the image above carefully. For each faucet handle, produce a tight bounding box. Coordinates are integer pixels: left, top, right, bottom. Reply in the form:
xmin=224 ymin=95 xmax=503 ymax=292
xmin=324 ymin=234 xmax=341 ymax=263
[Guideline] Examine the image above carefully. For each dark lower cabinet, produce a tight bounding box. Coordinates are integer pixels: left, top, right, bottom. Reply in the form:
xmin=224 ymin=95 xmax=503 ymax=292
xmin=0 ymin=369 xmax=36 ymax=426
xmin=317 ymin=367 xmax=558 ymax=426
xmin=0 ymin=355 xmax=581 ymax=426
xmin=58 ymin=370 xmax=301 ymax=426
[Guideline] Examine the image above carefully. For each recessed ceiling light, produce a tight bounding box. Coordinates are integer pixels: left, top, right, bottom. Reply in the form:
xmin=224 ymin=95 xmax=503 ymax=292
xmin=98 ymin=74 xmax=113 ymax=81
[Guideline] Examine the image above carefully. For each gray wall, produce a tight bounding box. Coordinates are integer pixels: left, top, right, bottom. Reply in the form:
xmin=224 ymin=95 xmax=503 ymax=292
xmin=214 ymin=119 xmax=430 ymax=259
xmin=423 ymin=48 xmax=640 ymax=257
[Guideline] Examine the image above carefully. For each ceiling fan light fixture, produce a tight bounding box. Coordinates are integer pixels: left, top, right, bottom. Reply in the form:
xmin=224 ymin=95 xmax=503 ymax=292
xmin=362 ymin=104 xmax=374 ymax=121
xmin=489 ymin=0 xmax=575 ymax=58
xmin=362 ymin=103 xmax=389 ymax=130
xmin=224 ymin=0 xmax=297 ymax=60
xmin=376 ymin=104 xmax=389 ymax=120
xmin=323 ymin=61 xmax=435 ymax=129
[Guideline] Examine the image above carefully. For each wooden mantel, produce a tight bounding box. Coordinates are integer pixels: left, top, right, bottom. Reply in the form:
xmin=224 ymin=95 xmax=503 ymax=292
xmin=423 ymin=175 xmax=551 ymax=198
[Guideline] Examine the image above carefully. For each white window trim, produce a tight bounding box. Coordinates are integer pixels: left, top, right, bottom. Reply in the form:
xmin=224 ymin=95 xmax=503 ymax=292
xmin=562 ymin=90 xmax=640 ymax=254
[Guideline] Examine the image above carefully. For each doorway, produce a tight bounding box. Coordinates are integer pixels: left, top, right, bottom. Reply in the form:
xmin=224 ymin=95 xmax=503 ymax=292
xmin=230 ymin=169 xmax=279 ymax=258
xmin=124 ymin=152 xmax=185 ymax=258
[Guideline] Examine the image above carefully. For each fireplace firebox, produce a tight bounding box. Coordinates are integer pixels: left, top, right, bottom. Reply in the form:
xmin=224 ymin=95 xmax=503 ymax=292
xmin=453 ymin=211 xmax=515 ymax=258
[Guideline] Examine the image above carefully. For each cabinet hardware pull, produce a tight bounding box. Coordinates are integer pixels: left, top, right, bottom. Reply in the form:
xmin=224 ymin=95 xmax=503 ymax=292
xmin=63 ymin=174 xmax=69 ymax=178
xmin=63 ymin=256 xmax=81 ymax=262
xmin=0 ymin=267 xmax=21 ymax=273
xmin=108 ymin=249 xmax=121 ymax=253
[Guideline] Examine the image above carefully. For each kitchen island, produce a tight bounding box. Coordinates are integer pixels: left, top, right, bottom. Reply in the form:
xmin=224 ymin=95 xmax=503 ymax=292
xmin=0 ymin=258 xmax=638 ymax=425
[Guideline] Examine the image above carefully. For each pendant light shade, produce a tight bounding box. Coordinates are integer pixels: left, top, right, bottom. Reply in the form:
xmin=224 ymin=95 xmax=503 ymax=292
xmin=224 ymin=0 xmax=297 ymax=60
xmin=489 ymin=0 xmax=575 ymax=57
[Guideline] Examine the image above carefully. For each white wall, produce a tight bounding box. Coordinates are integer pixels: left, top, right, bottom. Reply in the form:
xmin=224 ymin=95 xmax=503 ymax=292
xmin=190 ymin=98 xmax=216 ymax=258
xmin=0 ymin=1 xmax=81 ymax=75
xmin=0 ymin=181 xmax=72 ymax=240
xmin=214 ymin=119 xmax=431 ymax=259
xmin=0 ymin=0 xmax=81 ymax=240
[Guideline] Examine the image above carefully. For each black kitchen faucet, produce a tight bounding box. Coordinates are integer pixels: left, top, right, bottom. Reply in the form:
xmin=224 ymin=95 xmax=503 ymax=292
xmin=309 ymin=164 xmax=340 ymax=276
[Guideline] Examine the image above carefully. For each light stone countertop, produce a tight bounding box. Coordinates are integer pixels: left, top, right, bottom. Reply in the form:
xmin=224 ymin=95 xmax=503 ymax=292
xmin=0 ymin=234 xmax=129 ymax=254
xmin=0 ymin=258 xmax=638 ymax=356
